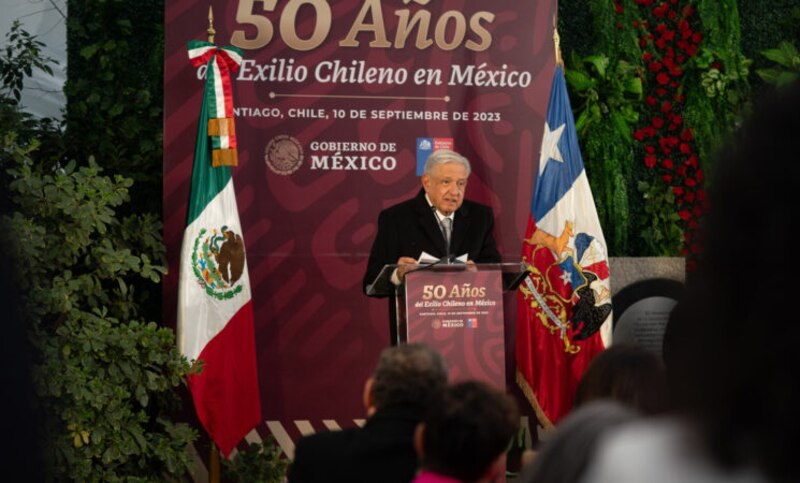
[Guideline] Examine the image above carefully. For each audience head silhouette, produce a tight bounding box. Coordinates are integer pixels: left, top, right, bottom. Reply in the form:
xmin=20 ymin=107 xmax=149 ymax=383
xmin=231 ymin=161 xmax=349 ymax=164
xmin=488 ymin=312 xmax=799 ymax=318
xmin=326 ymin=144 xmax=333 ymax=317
xmin=415 ymin=381 xmax=519 ymax=483
xmin=575 ymin=343 xmax=670 ymax=415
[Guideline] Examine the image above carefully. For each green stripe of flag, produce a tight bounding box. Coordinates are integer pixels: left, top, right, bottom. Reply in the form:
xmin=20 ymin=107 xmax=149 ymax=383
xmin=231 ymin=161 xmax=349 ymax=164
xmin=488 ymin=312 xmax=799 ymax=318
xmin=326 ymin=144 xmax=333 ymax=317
xmin=186 ymin=76 xmax=231 ymax=226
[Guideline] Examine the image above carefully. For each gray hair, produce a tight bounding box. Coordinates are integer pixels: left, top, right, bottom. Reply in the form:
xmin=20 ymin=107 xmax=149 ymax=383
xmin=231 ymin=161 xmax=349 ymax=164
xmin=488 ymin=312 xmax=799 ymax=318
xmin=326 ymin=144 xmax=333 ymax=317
xmin=423 ymin=149 xmax=471 ymax=177
xmin=371 ymin=343 xmax=448 ymax=411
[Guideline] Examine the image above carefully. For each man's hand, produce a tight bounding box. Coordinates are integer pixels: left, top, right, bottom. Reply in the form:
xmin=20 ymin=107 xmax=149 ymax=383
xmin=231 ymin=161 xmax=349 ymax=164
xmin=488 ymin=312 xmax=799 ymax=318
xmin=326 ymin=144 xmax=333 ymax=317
xmin=396 ymin=256 xmax=417 ymax=280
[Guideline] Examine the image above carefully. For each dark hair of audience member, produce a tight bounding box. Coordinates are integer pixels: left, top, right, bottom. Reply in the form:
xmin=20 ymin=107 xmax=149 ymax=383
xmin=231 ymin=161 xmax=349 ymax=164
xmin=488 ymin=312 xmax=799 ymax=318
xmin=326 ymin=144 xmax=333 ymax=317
xmin=518 ymin=401 xmax=638 ymax=483
xmin=574 ymin=343 xmax=670 ymax=415
xmin=667 ymin=81 xmax=800 ymax=482
xmin=370 ymin=343 xmax=448 ymax=412
xmin=420 ymin=381 xmax=519 ymax=482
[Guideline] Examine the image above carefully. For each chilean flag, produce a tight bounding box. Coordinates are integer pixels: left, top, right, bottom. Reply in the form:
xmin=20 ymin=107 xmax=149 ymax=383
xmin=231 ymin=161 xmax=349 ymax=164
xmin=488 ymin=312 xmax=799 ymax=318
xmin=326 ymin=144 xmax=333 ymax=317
xmin=516 ymin=65 xmax=612 ymax=428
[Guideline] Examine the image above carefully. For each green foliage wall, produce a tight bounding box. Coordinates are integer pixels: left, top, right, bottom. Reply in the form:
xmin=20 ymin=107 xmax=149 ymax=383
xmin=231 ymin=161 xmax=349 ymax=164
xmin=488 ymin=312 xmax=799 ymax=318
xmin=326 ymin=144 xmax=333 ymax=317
xmin=65 ymin=0 xmax=164 ymax=215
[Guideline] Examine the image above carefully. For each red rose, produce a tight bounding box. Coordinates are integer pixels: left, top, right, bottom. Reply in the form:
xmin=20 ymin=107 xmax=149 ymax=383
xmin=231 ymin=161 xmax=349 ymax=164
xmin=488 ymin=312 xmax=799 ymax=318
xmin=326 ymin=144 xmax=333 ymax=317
xmin=656 ymin=72 xmax=670 ymax=85
xmin=655 ymin=38 xmax=667 ymax=49
xmin=634 ymin=129 xmax=647 ymax=141
xmin=663 ymin=174 xmax=673 ymax=184
xmin=645 ymin=126 xmax=656 ymax=136
xmin=693 ymin=206 xmax=703 ymax=217
xmin=670 ymin=67 xmax=683 ymax=76
xmin=663 ymin=30 xmax=675 ymax=41
xmin=645 ymin=154 xmax=657 ymax=168
xmin=681 ymin=248 xmax=689 ymax=256
xmin=640 ymin=37 xmax=647 ymax=47
xmin=685 ymin=177 xmax=697 ymax=187
xmin=697 ymin=189 xmax=706 ymax=201
xmin=670 ymin=80 xmax=678 ymax=88
xmin=656 ymin=23 xmax=668 ymax=33
xmin=643 ymin=52 xmax=653 ymax=62
xmin=711 ymin=62 xmax=723 ymax=70
xmin=679 ymin=142 xmax=691 ymax=154
xmin=680 ymin=128 xmax=693 ymax=141
xmin=646 ymin=145 xmax=656 ymax=154
xmin=674 ymin=93 xmax=684 ymax=103
xmin=662 ymin=158 xmax=674 ymax=169
xmin=663 ymin=56 xmax=675 ymax=69
xmin=668 ymin=9 xmax=677 ymax=20
xmin=656 ymin=87 xmax=668 ymax=97
xmin=696 ymin=169 xmax=704 ymax=183
xmin=683 ymin=4 xmax=695 ymax=16
xmin=677 ymin=165 xmax=687 ymax=176
xmin=652 ymin=116 xmax=665 ymax=128
xmin=688 ymin=220 xmax=698 ymax=229
xmin=672 ymin=114 xmax=683 ymax=125
xmin=653 ymin=4 xmax=667 ymax=18
xmin=692 ymin=32 xmax=703 ymax=44
xmin=681 ymin=30 xmax=692 ymax=40
xmin=617 ymin=21 xmax=624 ymax=28
xmin=679 ymin=210 xmax=691 ymax=220
xmin=687 ymin=155 xmax=698 ymax=167
xmin=615 ymin=3 xmax=623 ymax=14
xmin=646 ymin=95 xmax=657 ymax=106
xmin=666 ymin=47 xmax=675 ymax=58
xmin=685 ymin=191 xmax=696 ymax=203
xmin=633 ymin=21 xmax=639 ymax=27
xmin=686 ymin=45 xmax=698 ymax=56
xmin=673 ymin=186 xmax=684 ymax=197
xmin=649 ymin=61 xmax=663 ymax=72
xmin=662 ymin=101 xmax=672 ymax=113
xmin=677 ymin=54 xmax=685 ymax=63
xmin=678 ymin=19 xmax=689 ymax=31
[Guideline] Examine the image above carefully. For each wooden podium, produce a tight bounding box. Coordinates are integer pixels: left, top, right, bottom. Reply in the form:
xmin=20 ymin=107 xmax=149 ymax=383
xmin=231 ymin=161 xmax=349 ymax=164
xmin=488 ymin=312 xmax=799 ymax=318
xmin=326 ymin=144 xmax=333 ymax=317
xmin=367 ymin=262 xmax=527 ymax=389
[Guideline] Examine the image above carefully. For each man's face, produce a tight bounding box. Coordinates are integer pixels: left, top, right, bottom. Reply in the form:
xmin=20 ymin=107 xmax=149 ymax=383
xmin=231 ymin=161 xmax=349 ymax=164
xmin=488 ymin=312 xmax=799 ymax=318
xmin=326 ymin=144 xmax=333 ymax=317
xmin=422 ymin=161 xmax=469 ymax=216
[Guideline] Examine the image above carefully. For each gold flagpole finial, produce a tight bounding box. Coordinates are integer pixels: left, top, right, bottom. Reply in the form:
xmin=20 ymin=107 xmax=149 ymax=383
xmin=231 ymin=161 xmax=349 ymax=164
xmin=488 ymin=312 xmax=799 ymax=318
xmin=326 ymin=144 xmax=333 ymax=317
xmin=207 ymin=5 xmax=216 ymax=44
xmin=553 ymin=14 xmax=563 ymax=67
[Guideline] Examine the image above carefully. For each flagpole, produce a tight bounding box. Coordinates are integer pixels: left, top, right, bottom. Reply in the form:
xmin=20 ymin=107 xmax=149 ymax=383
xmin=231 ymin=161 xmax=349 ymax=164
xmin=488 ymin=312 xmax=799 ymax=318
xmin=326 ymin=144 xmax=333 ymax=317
xmin=553 ymin=15 xmax=564 ymax=67
xmin=207 ymin=5 xmax=216 ymax=43
xmin=205 ymin=8 xmax=223 ymax=481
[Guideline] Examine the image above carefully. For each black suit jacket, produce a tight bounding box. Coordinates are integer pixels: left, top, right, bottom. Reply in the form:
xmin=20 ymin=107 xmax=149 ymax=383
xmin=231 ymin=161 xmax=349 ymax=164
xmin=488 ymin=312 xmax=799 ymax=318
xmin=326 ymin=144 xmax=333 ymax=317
xmin=362 ymin=189 xmax=502 ymax=344
xmin=363 ymin=189 xmax=501 ymax=295
xmin=288 ymin=406 xmax=422 ymax=483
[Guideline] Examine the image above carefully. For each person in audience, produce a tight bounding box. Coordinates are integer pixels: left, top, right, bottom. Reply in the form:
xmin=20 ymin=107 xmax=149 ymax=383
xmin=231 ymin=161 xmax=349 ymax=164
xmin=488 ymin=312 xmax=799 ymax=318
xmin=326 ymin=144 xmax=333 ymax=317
xmin=517 ymin=401 xmax=638 ymax=483
xmin=583 ymin=81 xmax=800 ymax=483
xmin=413 ymin=381 xmax=519 ymax=483
xmin=574 ymin=343 xmax=670 ymax=415
xmin=288 ymin=343 xmax=447 ymax=483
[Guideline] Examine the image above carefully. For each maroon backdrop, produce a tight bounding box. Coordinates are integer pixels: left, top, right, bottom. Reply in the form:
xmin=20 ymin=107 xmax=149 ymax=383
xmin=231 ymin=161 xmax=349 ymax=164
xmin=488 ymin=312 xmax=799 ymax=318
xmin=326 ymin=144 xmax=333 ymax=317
xmin=164 ymin=0 xmax=555 ymax=447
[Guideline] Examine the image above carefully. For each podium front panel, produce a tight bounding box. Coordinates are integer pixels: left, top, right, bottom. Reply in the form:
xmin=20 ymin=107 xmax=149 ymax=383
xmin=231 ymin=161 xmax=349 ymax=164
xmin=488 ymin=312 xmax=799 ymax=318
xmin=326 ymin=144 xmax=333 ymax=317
xmin=403 ymin=268 xmax=505 ymax=389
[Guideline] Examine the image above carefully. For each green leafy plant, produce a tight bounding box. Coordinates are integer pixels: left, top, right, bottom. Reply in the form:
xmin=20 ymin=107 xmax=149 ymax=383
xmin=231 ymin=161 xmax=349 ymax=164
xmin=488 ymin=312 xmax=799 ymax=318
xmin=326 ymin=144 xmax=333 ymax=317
xmin=1 ymin=23 xmax=198 ymax=481
xmin=565 ymin=52 xmax=643 ymax=255
xmin=637 ymin=180 xmax=683 ymax=256
xmin=756 ymin=41 xmax=800 ymax=86
xmin=0 ymin=20 xmax=56 ymax=102
xmin=223 ymin=439 xmax=289 ymax=483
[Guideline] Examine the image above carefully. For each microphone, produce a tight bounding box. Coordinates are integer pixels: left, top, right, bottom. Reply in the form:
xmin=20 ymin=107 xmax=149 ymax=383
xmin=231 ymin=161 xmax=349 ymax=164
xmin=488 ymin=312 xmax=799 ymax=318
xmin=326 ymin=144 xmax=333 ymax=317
xmin=431 ymin=206 xmax=453 ymax=264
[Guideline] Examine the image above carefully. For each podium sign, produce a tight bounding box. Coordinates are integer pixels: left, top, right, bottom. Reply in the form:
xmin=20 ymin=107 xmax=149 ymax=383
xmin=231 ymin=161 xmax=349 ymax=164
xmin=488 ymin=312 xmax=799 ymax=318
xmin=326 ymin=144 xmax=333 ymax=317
xmin=402 ymin=268 xmax=505 ymax=389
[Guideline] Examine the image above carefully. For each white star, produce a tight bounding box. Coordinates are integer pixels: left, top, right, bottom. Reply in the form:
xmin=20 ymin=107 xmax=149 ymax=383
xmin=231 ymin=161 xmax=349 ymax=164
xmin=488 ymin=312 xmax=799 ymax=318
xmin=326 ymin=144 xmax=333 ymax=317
xmin=559 ymin=270 xmax=572 ymax=285
xmin=539 ymin=122 xmax=566 ymax=175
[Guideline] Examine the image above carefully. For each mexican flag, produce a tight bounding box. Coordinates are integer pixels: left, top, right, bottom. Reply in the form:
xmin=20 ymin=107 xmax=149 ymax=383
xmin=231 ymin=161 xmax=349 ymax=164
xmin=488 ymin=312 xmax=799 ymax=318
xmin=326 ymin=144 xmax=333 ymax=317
xmin=178 ymin=41 xmax=261 ymax=457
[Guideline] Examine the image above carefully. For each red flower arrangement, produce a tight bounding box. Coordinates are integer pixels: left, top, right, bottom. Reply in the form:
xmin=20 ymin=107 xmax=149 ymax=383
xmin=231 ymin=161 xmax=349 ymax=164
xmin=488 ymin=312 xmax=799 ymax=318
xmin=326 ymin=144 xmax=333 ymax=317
xmin=626 ymin=0 xmax=707 ymax=260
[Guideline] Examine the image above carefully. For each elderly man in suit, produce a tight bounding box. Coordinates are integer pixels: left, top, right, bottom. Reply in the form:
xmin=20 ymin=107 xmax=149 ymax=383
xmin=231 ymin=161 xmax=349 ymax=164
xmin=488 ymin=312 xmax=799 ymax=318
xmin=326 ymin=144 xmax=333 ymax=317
xmin=288 ymin=343 xmax=448 ymax=483
xmin=363 ymin=149 xmax=502 ymax=344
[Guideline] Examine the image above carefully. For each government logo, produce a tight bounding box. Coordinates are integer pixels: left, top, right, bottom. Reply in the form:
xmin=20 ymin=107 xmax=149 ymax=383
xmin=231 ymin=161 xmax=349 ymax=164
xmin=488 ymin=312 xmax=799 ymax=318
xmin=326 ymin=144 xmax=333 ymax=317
xmin=191 ymin=227 xmax=246 ymax=300
xmin=265 ymin=134 xmax=303 ymax=175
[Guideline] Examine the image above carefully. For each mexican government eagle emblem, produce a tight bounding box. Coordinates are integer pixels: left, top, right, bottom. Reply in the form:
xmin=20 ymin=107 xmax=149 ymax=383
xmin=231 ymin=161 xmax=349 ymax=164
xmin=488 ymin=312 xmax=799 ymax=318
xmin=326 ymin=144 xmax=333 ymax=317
xmin=191 ymin=226 xmax=246 ymax=300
